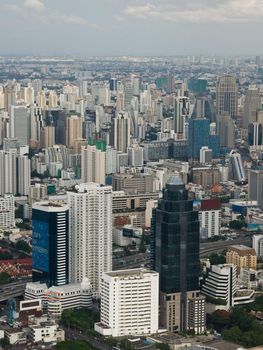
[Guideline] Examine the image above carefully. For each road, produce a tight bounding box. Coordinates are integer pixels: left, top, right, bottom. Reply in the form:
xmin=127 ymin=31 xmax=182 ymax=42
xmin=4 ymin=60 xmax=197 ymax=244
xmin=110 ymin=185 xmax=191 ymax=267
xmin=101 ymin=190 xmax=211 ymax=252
xmin=113 ymin=236 xmax=252 ymax=270
xmin=113 ymin=252 xmax=149 ymax=270
xmin=66 ymin=329 xmax=111 ymax=350
xmin=199 ymin=236 xmax=251 ymax=257
xmin=0 ymin=279 xmax=30 ymax=302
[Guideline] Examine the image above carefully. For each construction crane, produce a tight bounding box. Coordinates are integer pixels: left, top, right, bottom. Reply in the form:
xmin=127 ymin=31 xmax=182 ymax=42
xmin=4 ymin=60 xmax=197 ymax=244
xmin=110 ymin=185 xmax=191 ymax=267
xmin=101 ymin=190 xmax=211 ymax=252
xmin=8 ymin=298 xmax=16 ymax=326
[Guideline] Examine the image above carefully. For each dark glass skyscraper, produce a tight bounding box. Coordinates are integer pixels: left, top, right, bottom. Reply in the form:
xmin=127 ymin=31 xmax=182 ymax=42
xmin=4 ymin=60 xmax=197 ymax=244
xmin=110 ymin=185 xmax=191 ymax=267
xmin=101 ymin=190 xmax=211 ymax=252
xmin=151 ymin=176 xmax=205 ymax=333
xmin=32 ymin=202 xmax=69 ymax=287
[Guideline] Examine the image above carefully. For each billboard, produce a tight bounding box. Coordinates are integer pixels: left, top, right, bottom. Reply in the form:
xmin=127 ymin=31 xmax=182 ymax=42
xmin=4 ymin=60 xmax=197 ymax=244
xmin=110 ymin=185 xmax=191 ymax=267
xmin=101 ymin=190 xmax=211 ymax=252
xmin=32 ymin=220 xmax=49 ymax=272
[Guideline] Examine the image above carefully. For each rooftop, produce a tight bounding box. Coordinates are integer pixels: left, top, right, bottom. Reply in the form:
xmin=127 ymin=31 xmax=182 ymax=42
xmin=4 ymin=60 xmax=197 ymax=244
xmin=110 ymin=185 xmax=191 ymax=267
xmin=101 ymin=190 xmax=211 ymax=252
xmin=166 ymin=175 xmax=185 ymax=186
xmin=105 ymin=268 xmax=158 ymax=278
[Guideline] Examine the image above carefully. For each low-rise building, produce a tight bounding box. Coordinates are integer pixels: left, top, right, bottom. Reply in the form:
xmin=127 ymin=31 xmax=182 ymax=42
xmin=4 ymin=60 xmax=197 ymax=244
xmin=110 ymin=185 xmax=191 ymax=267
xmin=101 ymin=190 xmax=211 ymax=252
xmin=239 ymin=267 xmax=258 ymax=289
xmin=28 ymin=322 xmax=65 ymax=343
xmin=4 ymin=328 xmax=27 ymax=346
xmin=252 ymin=234 xmax=263 ymax=257
xmin=25 ymin=282 xmax=48 ymax=304
xmin=0 ymin=194 xmax=15 ymax=229
xmin=201 ymin=264 xmax=237 ymax=309
xmin=226 ymin=245 xmax=257 ymax=273
xmin=45 ymin=278 xmax=92 ymax=317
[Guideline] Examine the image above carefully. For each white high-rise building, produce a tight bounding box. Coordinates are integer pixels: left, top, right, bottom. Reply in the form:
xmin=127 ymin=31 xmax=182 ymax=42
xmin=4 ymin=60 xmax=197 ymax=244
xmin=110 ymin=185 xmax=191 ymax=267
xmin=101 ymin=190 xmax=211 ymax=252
xmin=105 ymin=146 xmax=117 ymax=175
xmin=95 ymin=269 xmax=159 ymax=337
xmin=128 ymin=146 xmax=144 ymax=167
xmin=252 ymin=234 xmax=263 ymax=257
xmin=228 ymin=150 xmax=246 ymax=183
xmin=201 ymin=264 xmax=237 ymax=309
xmin=49 ymin=90 xmax=58 ymax=108
xmin=114 ymin=112 xmax=131 ymax=153
xmin=81 ymin=143 xmax=106 ymax=185
xmin=0 ymin=149 xmax=17 ymax=195
xmin=10 ymin=105 xmax=30 ymax=145
xmin=67 ymin=183 xmax=112 ymax=296
xmin=17 ymin=155 xmax=30 ymax=196
xmin=0 ymin=194 xmax=15 ymax=229
xmin=198 ymin=199 xmax=221 ymax=238
xmin=200 ymin=146 xmax=212 ymax=164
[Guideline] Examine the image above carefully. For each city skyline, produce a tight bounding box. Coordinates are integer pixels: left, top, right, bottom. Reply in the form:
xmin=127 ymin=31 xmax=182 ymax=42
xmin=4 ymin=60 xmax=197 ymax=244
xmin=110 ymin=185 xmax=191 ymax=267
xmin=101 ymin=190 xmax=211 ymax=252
xmin=1 ymin=0 xmax=263 ymax=56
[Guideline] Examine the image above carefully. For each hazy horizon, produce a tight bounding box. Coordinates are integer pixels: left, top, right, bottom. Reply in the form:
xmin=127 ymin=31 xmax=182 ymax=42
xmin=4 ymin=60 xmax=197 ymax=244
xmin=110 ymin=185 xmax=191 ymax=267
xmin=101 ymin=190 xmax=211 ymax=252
xmin=1 ymin=0 xmax=263 ymax=57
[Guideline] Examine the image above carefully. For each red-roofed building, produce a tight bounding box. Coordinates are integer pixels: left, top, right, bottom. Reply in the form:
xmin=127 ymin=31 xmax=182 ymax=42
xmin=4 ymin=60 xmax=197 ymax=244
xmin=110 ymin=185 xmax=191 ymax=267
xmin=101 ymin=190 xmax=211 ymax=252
xmin=0 ymin=258 xmax=32 ymax=278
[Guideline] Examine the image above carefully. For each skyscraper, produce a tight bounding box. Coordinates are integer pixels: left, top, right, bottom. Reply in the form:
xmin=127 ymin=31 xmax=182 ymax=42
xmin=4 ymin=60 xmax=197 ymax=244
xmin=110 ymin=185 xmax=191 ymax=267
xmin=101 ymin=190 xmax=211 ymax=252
xmin=81 ymin=140 xmax=106 ymax=185
xmin=67 ymin=183 xmax=112 ymax=296
xmin=17 ymin=155 xmax=30 ymax=196
xmin=10 ymin=105 xmax=30 ymax=145
xmin=217 ymin=113 xmax=235 ymax=149
xmin=173 ymin=96 xmax=190 ymax=134
xmin=228 ymin=150 xmax=246 ymax=183
xmin=151 ymin=176 xmax=205 ymax=333
xmin=0 ymin=149 xmax=17 ymax=195
xmin=248 ymin=122 xmax=263 ymax=148
xmin=114 ymin=112 xmax=131 ymax=153
xmin=167 ymin=71 xmax=175 ymax=94
xmin=216 ymin=75 xmax=238 ymax=119
xmin=32 ymin=202 xmax=69 ymax=287
xmin=243 ymin=87 xmax=262 ymax=129
xmin=188 ymin=118 xmax=220 ymax=160
xmin=66 ymin=115 xmax=82 ymax=148
xmin=248 ymin=169 xmax=263 ymax=209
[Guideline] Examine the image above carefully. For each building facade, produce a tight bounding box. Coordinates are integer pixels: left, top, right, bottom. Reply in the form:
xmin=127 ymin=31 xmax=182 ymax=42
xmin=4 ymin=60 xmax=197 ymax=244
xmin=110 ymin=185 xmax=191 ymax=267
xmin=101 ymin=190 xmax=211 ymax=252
xmin=226 ymin=245 xmax=257 ymax=273
xmin=95 ymin=269 xmax=159 ymax=337
xmin=198 ymin=199 xmax=221 ymax=238
xmin=67 ymin=183 xmax=112 ymax=296
xmin=201 ymin=264 xmax=237 ymax=309
xmin=216 ymin=75 xmax=238 ymax=119
xmin=0 ymin=194 xmax=15 ymax=229
xmin=81 ymin=141 xmax=106 ymax=185
xmin=151 ymin=176 xmax=205 ymax=333
xmin=252 ymin=234 xmax=263 ymax=257
xmin=32 ymin=202 xmax=69 ymax=287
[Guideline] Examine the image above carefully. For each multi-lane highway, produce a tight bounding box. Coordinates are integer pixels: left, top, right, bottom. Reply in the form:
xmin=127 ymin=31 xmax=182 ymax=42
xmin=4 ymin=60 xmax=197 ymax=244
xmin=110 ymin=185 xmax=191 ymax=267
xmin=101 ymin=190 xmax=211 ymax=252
xmin=113 ymin=235 xmax=252 ymax=270
xmin=0 ymin=237 xmax=252 ymax=300
xmin=0 ymin=279 xmax=30 ymax=302
xmin=199 ymin=235 xmax=251 ymax=257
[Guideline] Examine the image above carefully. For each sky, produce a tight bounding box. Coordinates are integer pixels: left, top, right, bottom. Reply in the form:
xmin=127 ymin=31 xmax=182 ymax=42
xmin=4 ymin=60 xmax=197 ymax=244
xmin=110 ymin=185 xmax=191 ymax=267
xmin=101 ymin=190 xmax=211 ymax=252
xmin=0 ymin=0 xmax=263 ymax=57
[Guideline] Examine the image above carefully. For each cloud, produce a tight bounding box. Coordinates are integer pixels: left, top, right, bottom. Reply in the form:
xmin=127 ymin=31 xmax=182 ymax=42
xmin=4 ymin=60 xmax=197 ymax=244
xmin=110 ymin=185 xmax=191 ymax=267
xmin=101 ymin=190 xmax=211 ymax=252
xmin=23 ymin=0 xmax=45 ymax=12
xmin=60 ymin=14 xmax=88 ymax=25
xmin=4 ymin=1 xmax=99 ymax=28
xmin=4 ymin=3 xmax=21 ymax=12
xmin=123 ymin=0 xmax=263 ymax=23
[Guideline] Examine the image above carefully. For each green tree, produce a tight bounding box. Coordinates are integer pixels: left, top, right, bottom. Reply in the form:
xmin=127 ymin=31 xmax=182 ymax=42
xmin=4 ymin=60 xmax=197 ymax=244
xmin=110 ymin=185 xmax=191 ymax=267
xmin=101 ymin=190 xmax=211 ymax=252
xmin=209 ymin=253 xmax=226 ymax=265
xmin=229 ymin=220 xmax=244 ymax=230
xmin=14 ymin=240 xmax=31 ymax=253
xmin=61 ymin=308 xmax=99 ymax=332
xmin=105 ymin=337 xmax=118 ymax=347
xmin=56 ymin=340 xmax=93 ymax=350
xmin=0 ymin=251 xmax=13 ymax=260
xmin=222 ymin=326 xmax=242 ymax=343
xmin=156 ymin=344 xmax=170 ymax=350
xmin=209 ymin=310 xmax=230 ymax=332
xmin=0 ymin=272 xmax=11 ymax=285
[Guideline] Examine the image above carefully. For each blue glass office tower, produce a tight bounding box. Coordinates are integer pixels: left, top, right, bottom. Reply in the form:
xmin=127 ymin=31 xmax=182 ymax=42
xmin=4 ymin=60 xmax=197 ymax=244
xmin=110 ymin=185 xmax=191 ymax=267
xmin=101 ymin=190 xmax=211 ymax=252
xmin=32 ymin=202 xmax=69 ymax=287
xmin=188 ymin=118 xmax=220 ymax=159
